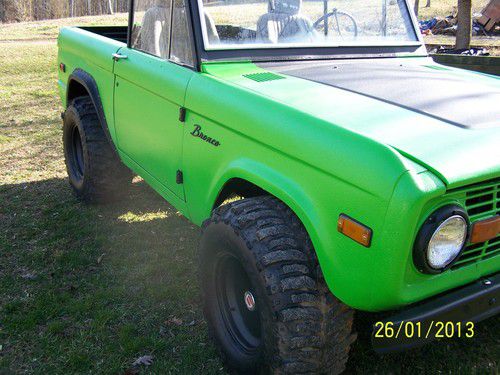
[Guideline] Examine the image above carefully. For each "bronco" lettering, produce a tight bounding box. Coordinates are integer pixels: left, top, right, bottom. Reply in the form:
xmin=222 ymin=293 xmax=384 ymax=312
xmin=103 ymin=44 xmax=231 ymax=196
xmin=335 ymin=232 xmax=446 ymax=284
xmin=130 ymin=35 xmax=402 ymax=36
xmin=190 ymin=125 xmax=221 ymax=147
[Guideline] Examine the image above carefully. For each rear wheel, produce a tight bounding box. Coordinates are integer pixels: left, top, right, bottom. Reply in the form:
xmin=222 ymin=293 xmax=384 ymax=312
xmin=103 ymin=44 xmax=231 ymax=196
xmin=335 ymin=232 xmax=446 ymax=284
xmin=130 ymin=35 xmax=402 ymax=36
xmin=63 ymin=96 xmax=132 ymax=203
xmin=200 ymin=196 xmax=356 ymax=374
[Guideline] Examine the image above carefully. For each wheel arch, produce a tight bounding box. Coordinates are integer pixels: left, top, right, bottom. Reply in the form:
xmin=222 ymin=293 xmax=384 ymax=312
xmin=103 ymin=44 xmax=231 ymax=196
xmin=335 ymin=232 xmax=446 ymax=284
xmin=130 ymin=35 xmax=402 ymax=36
xmin=212 ymin=178 xmax=268 ymax=209
xmin=66 ymin=68 xmax=118 ymax=154
xmin=207 ymin=161 xmax=325 ymax=268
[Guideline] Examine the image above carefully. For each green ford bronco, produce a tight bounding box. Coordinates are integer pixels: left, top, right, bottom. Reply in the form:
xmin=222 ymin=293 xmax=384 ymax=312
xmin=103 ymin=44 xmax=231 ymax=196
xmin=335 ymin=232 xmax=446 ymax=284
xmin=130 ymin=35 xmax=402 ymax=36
xmin=58 ymin=0 xmax=499 ymax=372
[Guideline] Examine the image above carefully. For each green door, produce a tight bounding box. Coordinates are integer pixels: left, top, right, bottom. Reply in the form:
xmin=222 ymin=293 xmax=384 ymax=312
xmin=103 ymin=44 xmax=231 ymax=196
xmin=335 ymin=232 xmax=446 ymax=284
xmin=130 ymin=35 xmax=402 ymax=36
xmin=113 ymin=0 xmax=196 ymax=200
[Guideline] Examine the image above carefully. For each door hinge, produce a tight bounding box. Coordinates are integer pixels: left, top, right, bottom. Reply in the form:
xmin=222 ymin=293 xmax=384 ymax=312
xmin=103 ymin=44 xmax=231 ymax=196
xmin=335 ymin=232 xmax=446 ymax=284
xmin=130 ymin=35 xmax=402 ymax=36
xmin=176 ymin=170 xmax=184 ymax=184
xmin=179 ymin=107 xmax=186 ymax=123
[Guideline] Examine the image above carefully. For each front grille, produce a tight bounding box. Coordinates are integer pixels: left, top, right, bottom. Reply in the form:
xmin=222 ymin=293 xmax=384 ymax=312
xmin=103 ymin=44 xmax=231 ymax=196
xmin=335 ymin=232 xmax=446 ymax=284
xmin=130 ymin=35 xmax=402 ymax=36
xmin=450 ymin=178 xmax=500 ymax=269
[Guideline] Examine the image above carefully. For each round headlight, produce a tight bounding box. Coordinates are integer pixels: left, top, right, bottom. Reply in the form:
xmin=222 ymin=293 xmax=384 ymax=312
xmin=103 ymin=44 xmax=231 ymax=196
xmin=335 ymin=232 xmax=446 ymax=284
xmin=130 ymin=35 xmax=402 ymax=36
xmin=427 ymin=215 xmax=467 ymax=269
xmin=413 ymin=205 xmax=469 ymax=274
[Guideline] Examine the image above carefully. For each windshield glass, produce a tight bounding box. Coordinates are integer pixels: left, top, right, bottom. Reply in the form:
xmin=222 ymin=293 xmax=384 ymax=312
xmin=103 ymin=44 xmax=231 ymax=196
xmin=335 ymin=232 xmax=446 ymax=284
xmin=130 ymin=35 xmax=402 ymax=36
xmin=199 ymin=0 xmax=418 ymax=50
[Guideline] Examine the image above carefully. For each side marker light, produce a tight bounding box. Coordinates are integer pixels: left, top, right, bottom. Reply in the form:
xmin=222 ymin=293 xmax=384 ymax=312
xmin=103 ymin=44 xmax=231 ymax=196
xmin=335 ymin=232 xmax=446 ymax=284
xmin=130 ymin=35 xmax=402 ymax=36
xmin=337 ymin=214 xmax=373 ymax=247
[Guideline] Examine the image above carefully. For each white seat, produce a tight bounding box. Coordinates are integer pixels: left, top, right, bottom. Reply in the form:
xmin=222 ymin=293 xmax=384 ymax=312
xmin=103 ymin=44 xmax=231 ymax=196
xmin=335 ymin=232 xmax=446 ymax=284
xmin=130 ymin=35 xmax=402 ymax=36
xmin=140 ymin=3 xmax=171 ymax=58
xmin=204 ymin=11 xmax=220 ymax=44
xmin=256 ymin=0 xmax=315 ymax=44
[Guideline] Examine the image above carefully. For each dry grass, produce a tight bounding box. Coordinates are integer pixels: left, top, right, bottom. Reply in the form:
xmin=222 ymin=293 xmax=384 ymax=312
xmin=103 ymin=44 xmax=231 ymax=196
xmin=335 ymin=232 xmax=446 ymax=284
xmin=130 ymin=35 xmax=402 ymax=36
xmin=0 ymin=13 xmax=129 ymax=41
xmin=416 ymin=0 xmax=490 ymax=20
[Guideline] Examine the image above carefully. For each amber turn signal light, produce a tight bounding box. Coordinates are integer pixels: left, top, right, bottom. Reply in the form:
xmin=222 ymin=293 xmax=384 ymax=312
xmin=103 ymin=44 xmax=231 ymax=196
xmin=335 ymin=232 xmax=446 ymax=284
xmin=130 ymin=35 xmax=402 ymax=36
xmin=470 ymin=216 xmax=500 ymax=244
xmin=337 ymin=214 xmax=373 ymax=247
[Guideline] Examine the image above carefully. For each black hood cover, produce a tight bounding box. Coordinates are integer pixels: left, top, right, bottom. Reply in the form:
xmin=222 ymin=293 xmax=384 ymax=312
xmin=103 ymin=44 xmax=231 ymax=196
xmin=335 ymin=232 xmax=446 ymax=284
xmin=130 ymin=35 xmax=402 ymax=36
xmin=259 ymin=59 xmax=500 ymax=129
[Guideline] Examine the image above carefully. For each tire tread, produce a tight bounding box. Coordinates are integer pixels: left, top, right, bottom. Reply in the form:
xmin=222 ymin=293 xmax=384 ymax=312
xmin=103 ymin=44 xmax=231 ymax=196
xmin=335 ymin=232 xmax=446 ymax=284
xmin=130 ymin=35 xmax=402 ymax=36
xmin=63 ymin=96 xmax=132 ymax=203
xmin=203 ymin=196 xmax=356 ymax=374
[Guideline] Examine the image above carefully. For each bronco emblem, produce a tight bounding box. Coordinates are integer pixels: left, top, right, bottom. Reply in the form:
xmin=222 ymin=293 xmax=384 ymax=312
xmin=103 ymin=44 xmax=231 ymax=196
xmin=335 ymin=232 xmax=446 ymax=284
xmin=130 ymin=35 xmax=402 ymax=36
xmin=190 ymin=125 xmax=220 ymax=147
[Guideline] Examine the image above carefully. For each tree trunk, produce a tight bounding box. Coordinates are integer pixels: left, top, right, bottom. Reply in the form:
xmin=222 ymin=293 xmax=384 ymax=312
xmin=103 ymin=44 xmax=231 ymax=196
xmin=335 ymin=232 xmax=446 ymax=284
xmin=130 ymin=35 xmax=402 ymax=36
xmin=414 ymin=0 xmax=420 ymax=17
xmin=43 ymin=0 xmax=50 ymax=19
xmin=107 ymin=0 xmax=113 ymax=14
xmin=425 ymin=0 xmax=431 ymax=7
xmin=0 ymin=0 xmax=6 ymax=22
xmin=455 ymin=0 xmax=472 ymax=49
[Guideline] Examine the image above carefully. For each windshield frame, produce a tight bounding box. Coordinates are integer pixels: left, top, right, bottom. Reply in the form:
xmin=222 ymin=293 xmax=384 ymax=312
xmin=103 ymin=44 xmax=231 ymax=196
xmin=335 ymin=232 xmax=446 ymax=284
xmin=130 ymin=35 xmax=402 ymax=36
xmin=189 ymin=0 xmax=426 ymax=63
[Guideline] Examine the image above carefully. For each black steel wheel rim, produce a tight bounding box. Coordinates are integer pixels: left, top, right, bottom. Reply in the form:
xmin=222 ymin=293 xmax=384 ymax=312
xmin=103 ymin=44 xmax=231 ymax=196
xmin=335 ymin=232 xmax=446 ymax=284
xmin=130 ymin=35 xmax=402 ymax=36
xmin=215 ymin=254 xmax=262 ymax=354
xmin=70 ymin=125 xmax=84 ymax=181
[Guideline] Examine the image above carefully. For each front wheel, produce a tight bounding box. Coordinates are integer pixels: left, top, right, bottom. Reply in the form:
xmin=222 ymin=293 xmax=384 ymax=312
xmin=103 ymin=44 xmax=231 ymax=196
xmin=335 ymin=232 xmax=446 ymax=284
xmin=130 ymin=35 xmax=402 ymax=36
xmin=200 ymin=196 xmax=356 ymax=374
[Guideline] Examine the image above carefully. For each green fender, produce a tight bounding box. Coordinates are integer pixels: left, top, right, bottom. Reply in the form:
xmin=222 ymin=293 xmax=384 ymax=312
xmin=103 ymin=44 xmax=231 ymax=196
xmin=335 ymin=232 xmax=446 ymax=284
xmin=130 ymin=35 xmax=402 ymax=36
xmin=206 ymin=158 xmax=322 ymax=247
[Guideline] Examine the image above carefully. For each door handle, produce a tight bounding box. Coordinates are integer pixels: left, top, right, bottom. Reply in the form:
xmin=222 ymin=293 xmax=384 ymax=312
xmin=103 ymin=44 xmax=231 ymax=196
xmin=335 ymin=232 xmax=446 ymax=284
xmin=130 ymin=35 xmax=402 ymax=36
xmin=112 ymin=53 xmax=128 ymax=61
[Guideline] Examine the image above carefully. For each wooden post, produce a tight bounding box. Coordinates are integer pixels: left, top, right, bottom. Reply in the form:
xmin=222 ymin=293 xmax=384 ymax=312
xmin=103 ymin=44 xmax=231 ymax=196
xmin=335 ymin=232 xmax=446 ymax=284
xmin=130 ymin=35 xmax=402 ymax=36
xmin=456 ymin=0 xmax=472 ymax=49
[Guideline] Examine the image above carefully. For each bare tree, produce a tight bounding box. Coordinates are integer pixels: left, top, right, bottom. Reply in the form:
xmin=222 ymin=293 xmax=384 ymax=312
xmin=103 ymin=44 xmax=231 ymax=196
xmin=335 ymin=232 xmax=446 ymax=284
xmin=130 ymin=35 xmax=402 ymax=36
xmin=1 ymin=0 xmax=21 ymax=22
xmin=0 ymin=0 xmax=128 ymax=22
xmin=0 ymin=0 xmax=7 ymax=22
xmin=32 ymin=0 xmax=49 ymax=20
xmin=455 ymin=0 xmax=472 ymax=49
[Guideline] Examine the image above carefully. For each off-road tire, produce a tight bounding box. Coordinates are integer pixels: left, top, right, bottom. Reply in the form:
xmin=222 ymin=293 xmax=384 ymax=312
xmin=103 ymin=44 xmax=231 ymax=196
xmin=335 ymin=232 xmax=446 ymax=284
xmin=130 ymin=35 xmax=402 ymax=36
xmin=200 ymin=196 xmax=356 ymax=374
xmin=63 ymin=96 xmax=132 ymax=203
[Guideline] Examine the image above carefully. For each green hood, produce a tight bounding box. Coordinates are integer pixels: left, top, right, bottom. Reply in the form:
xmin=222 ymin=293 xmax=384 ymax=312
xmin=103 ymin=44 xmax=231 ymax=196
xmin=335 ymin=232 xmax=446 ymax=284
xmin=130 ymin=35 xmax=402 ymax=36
xmin=202 ymin=57 xmax=500 ymax=188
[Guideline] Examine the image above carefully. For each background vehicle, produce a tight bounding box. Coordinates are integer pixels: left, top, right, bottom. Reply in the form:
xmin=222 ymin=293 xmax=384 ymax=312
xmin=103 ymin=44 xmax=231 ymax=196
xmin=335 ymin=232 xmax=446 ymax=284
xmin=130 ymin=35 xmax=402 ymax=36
xmin=57 ymin=0 xmax=500 ymax=372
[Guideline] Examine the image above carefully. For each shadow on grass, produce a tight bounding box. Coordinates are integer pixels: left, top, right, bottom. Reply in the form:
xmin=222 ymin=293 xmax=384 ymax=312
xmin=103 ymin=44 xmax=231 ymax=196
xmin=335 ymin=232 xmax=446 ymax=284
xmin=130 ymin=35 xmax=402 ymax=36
xmin=0 ymin=177 xmax=498 ymax=374
xmin=0 ymin=177 xmax=220 ymax=374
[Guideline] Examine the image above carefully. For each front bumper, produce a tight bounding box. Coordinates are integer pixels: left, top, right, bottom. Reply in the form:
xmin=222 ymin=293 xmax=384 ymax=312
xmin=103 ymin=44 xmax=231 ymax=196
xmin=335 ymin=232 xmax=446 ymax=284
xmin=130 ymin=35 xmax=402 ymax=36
xmin=372 ymin=272 xmax=500 ymax=353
